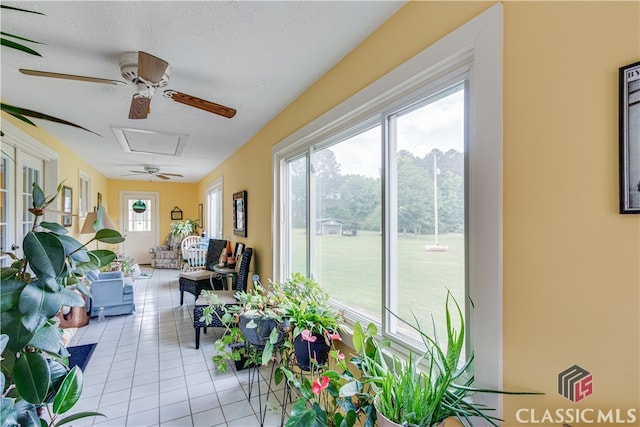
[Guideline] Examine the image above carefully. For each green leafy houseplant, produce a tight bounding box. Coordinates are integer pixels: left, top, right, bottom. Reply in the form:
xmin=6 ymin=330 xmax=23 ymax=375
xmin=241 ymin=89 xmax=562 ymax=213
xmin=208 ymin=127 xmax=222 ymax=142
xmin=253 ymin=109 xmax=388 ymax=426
xmin=275 ymin=273 xmax=344 ymax=370
xmin=344 ymin=293 xmax=542 ymax=427
xmin=0 ymin=182 xmax=125 ymax=427
xmin=200 ymin=278 xmax=288 ymax=371
xmin=277 ymin=273 xmax=343 ymax=340
xmin=276 ymin=348 xmax=373 ymax=427
xmin=170 ymin=218 xmax=200 ymax=242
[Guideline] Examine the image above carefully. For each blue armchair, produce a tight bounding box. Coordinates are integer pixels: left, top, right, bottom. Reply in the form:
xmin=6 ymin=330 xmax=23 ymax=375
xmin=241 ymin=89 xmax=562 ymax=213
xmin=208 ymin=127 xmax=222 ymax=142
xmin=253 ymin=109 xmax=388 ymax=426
xmin=86 ymin=270 xmax=135 ymax=317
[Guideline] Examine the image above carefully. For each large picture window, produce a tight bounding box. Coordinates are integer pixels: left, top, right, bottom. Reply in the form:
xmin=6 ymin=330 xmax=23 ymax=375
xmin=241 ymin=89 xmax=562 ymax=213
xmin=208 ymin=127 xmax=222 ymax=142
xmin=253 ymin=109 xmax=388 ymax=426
xmin=282 ymin=81 xmax=465 ymax=348
xmin=274 ymin=4 xmax=502 ymax=393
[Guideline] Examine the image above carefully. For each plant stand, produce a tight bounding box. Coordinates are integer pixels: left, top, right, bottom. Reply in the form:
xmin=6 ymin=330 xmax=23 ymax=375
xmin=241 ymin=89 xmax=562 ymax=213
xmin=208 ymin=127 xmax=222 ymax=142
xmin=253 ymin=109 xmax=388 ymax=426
xmin=245 ymin=343 xmax=287 ymax=427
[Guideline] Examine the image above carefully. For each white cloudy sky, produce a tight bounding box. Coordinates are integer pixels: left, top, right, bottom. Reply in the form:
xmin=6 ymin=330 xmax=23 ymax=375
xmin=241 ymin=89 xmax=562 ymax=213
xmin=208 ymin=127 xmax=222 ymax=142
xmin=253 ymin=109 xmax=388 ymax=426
xmin=329 ymin=88 xmax=464 ymax=178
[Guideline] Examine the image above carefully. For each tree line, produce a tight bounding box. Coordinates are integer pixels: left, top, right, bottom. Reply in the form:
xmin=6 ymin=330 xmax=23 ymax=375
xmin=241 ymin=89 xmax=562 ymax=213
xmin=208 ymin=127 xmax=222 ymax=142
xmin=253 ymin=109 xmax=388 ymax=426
xmin=290 ymin=147 xmax=464 ymax=236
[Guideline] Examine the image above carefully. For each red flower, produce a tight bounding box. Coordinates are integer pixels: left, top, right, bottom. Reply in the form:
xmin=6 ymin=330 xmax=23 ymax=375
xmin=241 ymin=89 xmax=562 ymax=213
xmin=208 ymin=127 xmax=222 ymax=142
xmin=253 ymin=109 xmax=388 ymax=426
xmin=301 ymin=329 xmax=317 ymax=342
xmin=312 ymin=376 xmax=330 ymax=395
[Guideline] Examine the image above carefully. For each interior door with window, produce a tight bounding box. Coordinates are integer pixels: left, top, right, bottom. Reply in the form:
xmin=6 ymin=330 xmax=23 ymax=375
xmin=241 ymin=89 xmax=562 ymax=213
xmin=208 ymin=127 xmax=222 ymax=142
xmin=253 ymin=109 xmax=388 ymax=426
xmin=121 ymin=192 xmax=158 ymax=264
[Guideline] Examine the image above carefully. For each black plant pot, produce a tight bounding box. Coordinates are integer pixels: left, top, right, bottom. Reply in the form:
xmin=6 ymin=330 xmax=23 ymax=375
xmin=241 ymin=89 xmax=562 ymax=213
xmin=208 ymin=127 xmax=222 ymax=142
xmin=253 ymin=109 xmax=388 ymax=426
xmin=293 ymin=333 xmax=331 ymax=371
xmin=229 ymin=342 xmax=257 ymax=371
xmin=238 ymin=314 xmax=283 ymax=348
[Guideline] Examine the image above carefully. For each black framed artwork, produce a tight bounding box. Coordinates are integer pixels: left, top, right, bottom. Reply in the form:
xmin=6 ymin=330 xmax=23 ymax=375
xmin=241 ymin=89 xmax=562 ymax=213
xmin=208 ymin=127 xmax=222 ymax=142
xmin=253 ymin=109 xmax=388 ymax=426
xmin=233 ymin=191 xmax=247 ymax=237
xmin=619 ymin=60 xmax=640 ymax=213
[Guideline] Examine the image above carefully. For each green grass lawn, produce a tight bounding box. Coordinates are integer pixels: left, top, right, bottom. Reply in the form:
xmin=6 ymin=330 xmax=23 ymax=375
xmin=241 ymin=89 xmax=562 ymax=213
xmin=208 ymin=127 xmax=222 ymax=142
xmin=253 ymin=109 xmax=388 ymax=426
xmin=288 ymin=229 xmax=465 ymax=342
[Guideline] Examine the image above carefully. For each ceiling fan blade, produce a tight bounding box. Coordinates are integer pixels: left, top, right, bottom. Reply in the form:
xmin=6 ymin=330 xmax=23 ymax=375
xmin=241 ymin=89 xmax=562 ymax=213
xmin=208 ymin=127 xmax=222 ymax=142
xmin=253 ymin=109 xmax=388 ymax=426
xmin=129 ymin=95 xmax=151 ymax=119
xmin=163 ymin=90 xmax=236 ymax=118
xmin=128 ymin=170 xmax=148 ymax=174
xmin=19 ymin=68 xmax=127 ymax=86
xmin=158 ymin=172 xmax=183 ymax=177
xmin=138 ymin=51 xmax=168 ymax=84
xmin=155 ymin=174 xmax=171 ymax=180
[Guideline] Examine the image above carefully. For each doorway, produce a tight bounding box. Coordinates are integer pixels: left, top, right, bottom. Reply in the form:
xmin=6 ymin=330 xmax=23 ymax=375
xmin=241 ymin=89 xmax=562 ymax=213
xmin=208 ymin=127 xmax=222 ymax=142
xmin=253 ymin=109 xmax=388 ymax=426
xmin=120 ymin=192 xmax=159 ymax=264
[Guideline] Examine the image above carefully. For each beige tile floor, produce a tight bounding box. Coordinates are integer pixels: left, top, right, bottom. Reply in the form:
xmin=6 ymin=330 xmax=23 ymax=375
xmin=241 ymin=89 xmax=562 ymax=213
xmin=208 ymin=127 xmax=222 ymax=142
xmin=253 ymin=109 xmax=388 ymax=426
xmin=68 ymin=268 xmax=288 ymax=427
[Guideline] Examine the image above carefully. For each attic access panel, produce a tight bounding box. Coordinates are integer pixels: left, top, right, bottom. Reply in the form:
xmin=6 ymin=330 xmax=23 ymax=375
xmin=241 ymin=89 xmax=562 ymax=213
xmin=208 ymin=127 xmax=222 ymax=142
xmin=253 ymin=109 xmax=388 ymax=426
xmin=112 ymin=127 xmax=188 ymax=156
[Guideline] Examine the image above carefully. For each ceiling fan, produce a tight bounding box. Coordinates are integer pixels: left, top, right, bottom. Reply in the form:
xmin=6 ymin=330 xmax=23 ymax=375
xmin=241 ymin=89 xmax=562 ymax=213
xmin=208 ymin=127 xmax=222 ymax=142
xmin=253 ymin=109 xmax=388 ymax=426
xmin=19 ymin=51 xmax=237 ymax=120
xmin=126 ymin=166 xmax=183 ymax=180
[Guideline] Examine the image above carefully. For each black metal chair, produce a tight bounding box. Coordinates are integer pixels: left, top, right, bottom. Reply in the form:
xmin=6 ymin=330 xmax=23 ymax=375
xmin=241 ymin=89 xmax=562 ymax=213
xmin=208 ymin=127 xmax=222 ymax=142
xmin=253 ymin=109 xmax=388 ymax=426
xmin=178 ymin=238 xmax=227 ymax=305
xmin=193 ymin=247 xmax=253 ymax=349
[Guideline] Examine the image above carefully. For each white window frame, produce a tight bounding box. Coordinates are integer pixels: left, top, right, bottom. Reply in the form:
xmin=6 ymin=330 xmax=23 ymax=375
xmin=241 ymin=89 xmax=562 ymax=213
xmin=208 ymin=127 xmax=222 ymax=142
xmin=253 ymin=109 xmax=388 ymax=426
xmin=78 ymin=171 xmax=92 ymax=219
xmin=273 ymin=3 xmax=503 ymax=410
xmin=206 ymin=178 xmax=224 ymax=239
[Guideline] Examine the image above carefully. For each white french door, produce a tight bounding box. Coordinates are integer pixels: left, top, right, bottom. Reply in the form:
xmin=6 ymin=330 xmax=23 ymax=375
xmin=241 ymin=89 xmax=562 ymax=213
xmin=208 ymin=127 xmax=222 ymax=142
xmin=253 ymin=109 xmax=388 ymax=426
xmin=1 ymin=145 xmax=44 ymax=266
xmin=120 ymin=192 xmax=159 ymax=264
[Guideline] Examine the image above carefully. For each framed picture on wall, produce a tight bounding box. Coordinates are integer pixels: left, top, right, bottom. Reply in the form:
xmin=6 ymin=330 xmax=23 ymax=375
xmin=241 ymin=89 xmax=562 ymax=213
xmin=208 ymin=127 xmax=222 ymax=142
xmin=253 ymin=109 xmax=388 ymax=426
xmin=619 ymin=60 xmax=640 ymax=213
xmin=233 ymin=190 xmax=247 ymax=237
xmin=62 ymin=186 xmax=73 ymax=227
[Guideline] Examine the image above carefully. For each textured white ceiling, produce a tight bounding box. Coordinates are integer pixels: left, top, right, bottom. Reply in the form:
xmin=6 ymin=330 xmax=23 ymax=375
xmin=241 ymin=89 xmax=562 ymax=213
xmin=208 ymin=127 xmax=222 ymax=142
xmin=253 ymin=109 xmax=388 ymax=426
xmin=1 ymin=1 xmax=405 ymax=182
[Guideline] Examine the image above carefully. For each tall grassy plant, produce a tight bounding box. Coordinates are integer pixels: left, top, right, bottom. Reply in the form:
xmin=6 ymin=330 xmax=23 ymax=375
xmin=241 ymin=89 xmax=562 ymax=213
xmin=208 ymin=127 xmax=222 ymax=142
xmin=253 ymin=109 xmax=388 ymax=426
xmin=344 ymin=293 xmax=541 ymax=426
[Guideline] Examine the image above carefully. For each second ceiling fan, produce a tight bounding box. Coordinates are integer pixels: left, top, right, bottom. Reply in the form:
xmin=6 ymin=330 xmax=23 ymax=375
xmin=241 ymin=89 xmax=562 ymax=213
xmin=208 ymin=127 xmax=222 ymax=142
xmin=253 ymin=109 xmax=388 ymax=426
xmin=20 ymin=51 xmax=237 ymax=120
xmin=126 ymin=166 xmax=183 ymax=180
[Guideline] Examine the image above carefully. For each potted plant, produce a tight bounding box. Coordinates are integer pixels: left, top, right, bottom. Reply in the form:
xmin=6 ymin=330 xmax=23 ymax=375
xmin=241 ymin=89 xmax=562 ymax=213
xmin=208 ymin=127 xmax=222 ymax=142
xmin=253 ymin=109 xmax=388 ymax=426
xmin=0 ymin=182 xmax=125 ymax=426
xmin=200 ymin=278 xmax=288 ymax=370
xmin=343 ymin=293 xmax=542 ymax=427
xmin=275 ymin=347 xmax=372 ymax=427
xmin=170 ymin=218 xmax=200 ymax=244
xmin=276 ymin=273 xmax=344 ymax=370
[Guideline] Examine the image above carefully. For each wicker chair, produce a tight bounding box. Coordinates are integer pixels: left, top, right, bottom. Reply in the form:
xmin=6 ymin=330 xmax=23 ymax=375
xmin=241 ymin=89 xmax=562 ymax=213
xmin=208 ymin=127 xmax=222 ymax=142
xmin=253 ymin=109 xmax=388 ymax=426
xmin=179 ymin=238 xmax=227 ymax=305
xmin=192 ymin=247 xmax=253 ymax=349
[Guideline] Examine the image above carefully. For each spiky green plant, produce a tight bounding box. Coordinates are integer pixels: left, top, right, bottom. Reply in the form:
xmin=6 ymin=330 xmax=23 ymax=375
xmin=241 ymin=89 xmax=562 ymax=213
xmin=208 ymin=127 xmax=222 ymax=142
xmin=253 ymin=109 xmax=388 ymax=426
xmin=343 ymin=293 xmax=542 ymax=426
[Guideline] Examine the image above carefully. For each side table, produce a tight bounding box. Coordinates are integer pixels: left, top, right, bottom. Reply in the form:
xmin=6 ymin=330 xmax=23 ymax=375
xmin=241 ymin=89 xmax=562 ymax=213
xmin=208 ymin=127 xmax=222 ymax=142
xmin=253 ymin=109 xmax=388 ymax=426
xmin=212 ymin=265 xmax=238 ymax=290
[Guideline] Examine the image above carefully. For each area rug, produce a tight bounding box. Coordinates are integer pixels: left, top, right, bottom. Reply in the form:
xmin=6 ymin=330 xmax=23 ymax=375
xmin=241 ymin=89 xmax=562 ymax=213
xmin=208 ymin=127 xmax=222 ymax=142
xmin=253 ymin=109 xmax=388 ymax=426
xmin=67 ymin=343 xmax=97 ymax=371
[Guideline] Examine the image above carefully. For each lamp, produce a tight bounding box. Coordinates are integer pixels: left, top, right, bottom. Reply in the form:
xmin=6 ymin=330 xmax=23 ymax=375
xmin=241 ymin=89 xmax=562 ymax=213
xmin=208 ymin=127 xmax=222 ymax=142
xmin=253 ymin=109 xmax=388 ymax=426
xmin=80 ymin=208 xmax=116 ymax=234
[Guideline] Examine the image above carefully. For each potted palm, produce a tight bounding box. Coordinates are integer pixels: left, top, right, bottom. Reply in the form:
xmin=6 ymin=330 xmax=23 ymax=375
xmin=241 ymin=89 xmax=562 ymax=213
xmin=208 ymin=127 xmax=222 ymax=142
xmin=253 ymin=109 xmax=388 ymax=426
xmin=1 ymin=182 xmax=124 ymax=426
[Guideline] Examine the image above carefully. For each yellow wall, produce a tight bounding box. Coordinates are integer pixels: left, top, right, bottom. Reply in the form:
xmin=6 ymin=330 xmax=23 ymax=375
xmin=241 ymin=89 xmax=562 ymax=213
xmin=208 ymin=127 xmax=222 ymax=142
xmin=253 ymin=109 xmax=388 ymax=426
xmin=1 ymin=113 xmax=199 ymax=245
xmin=106 ymin=179 xmax=199 ymax=241
xmin=502 ymin=1 xmax=639 ymax=423
xmin=200 ymin=1 xmax=640 ymax=424
xmin=1 ymin=113 xmax=109 ymax=242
